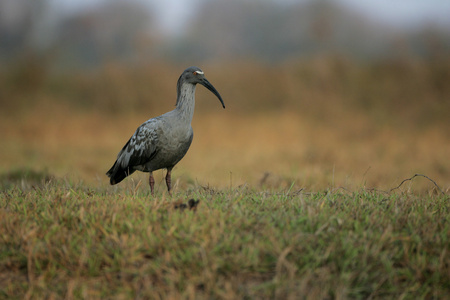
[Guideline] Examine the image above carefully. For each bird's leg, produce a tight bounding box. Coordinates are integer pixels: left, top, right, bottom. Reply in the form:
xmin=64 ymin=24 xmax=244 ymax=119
xmin=165 ymin=168 xmax=172 ymax=195
xmin=149 ymin=172 xmax=155 ymax=195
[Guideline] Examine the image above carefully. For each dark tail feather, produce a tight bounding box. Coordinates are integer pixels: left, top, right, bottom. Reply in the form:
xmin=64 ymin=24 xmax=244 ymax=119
xmin=106 ymin=161 xmax=134 ymax=185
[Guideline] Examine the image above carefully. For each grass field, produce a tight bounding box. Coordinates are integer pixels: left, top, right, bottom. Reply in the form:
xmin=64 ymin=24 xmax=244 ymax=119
xmin=1 ymin=58 xmax=450 ymax=298
xmin=1 ymin=179 xmax=449 ymax=299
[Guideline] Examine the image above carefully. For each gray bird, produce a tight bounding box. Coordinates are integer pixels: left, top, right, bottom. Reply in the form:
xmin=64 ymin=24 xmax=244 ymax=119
xmin=106 ymin=66 xmax=225 ymax=195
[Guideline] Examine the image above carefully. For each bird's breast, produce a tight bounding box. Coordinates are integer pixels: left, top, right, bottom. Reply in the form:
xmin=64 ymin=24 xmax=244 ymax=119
xmin=162 ymin=125 xmax=192 ymax=148
xmin=150 ymin=125 xmax=193 ymax=169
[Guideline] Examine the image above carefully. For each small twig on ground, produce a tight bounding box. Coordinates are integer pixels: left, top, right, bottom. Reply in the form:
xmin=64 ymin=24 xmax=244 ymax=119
xmin=364 ymin=187 xmax=390 ymax=194
xmin=389 ymin=174 xmax=445 ymax=195
xmin=329 ymin=186 xmax=352 ymax=194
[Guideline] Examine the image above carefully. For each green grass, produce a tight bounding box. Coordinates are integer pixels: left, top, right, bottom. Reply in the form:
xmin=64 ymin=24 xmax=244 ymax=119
xmin=1 ymin=178 xmax=449 ymax=299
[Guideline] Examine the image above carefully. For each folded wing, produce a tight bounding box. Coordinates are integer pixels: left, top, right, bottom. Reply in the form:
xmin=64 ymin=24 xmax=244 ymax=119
xmin=106 ymin=120 xmax=159 ymax=185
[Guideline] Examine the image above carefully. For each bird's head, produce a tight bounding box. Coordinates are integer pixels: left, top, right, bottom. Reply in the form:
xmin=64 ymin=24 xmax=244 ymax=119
xmin=178 ymin=66 xmax=225 ymax=109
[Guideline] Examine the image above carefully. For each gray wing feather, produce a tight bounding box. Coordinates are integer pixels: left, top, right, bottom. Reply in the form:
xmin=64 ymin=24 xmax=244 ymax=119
xmin=117 ymin=120 xmax=159 ymax=168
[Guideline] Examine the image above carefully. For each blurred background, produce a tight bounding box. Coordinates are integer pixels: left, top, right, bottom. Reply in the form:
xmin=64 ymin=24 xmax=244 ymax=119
xmin=1 ymin=0 xmax=449 ymax=192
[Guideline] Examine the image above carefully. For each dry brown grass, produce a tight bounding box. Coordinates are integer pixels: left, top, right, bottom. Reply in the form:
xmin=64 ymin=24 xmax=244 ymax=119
xmin=1 ymin=183 xmax=448 ymax=299
xmin=1 ymin=58 xmax=449 ymax=193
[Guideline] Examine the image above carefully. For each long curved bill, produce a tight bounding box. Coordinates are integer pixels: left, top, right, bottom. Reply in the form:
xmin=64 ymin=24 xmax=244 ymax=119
xmin=200 ymin=78 xmax=225 ymax=109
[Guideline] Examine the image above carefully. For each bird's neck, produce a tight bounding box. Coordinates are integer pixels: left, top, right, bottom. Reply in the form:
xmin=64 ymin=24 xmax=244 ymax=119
xmin=175 ymin=83 xmax=196 ymax=123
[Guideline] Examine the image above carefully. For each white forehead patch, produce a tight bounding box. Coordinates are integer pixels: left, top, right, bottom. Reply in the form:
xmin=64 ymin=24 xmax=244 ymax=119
xmin=194 ymin=70 xmax=204 ymax=75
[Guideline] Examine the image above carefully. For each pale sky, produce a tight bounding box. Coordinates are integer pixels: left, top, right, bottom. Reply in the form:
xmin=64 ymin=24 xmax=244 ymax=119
xmin=338 ymin=0 xmax=450 ymax=29
xmin=54 ymin=0 xmax=450 ymax=35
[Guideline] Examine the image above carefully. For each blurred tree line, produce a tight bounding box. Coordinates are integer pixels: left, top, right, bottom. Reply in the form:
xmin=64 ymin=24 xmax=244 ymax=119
xmin=1 ymin=0 xmax=449 ymax=68
xmin=0 ymin=0 xmax=449 ymax=130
